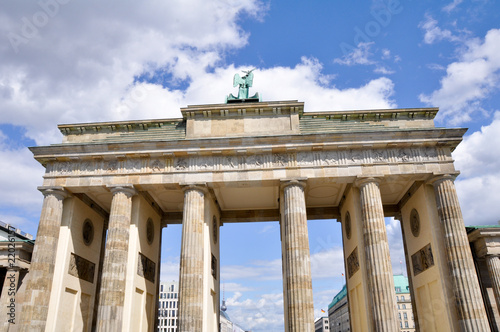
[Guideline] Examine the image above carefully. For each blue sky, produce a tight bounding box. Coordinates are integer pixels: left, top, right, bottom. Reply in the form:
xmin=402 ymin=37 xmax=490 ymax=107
xmin=1 ymin=0 xmax=500 ymax=330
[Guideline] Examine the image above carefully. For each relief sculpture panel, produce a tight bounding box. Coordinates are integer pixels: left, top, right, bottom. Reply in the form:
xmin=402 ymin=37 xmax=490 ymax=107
xmin=46 ymin=146 xmax=443 ymax=177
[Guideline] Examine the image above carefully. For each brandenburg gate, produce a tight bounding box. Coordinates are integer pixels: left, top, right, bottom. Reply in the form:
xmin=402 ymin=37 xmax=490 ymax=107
xmin=17 ymin=94 xmax=491 ymax=330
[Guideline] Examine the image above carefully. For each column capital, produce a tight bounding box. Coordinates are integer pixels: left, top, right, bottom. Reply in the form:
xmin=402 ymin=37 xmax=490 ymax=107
xmin=180 ymin=183 xmax=208 ymax=194
xmin=107 ymin=184 xmax=137 ymax=197
xmin=427 ymin=173 xmax=460 ymax=187
xmin=280 ymin=178 xmax=307 ymax=190
xmin=354 ymin=176 xmax=383 ymax=188
xmin=393 ymin=212 xmax=403 ymax=222
xmin=37 ymin=186 xmax=69 ymax=200
xmin=486 ymin=254 xmax=500 ymax=259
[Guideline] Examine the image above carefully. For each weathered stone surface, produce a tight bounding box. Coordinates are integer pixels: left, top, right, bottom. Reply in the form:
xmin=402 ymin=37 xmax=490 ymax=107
xmin=486 ymin=255 xmax=500 ymax=315
xmin=26 ymin=101 xmax=479 ymax=331
xmin=432 ymin=175 xmax=490 ymax=331
xmin=0 ymin=268 xmax=20 ymax=331
xmin=356 ymin=177 xmax=399 ymax=332
xmin=281 ymin=180 xmax=314 ymax=332
xmin=18 ymin=187 xmax=67 ymax=331
xmin=96 ymin=185 xmax=136 ymax=332
xmin=177 ymin=186 xmax=205 ymax=332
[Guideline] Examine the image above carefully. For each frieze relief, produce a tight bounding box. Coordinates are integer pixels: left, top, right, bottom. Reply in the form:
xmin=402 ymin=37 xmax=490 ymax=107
xmin=68 ymin=253 xmax=95 ymax=283
xmin=46 ymin=146 xmax=446 ymax=177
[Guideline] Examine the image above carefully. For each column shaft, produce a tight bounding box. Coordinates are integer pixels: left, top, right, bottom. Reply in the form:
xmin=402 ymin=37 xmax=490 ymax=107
xmin=18 ymin=187 xmax=67 ymax=331
xmin=486 ymin=256 xmax=500 ymax=315
xmin=433 ymin=176 xmax=490 ymax=331
xmin=0 ymin=268 xmax=20 ymax=330
xmin=358 ymin=179 xmax=399 ymax=331
xmin=281 ymin=181 xmax=314 ymax=332
xmin=178 ymin=187 xmax=205 ymax=332
xmin=96 ymin=185 xmax=136 ymax=332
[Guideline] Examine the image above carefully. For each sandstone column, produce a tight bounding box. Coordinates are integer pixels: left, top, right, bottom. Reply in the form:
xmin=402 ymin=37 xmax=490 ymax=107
xmin=486 ymin=255 xmax=500 ymax=314
xmin=18 ymin=186 xmax=68 ymax=331
xmin=178 ymin=185 xmax=205 ymax=332
xmin=280 ymin=180 xmax=314 ymax=332
xmin=431 ymin=174 xmax=490 ymax=331
xmin=356 ymin=177 xmax=399 ymax=332
xmin=0 ymin=267 xmax=20 ymax=330
xmin=96 ymin=184 xmax=137 ymax=332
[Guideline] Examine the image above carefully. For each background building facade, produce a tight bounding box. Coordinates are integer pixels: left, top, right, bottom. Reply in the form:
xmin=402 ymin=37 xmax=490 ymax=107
xmin=0 ymin=221 xmax=34 ymax=331
xmin=394 ymin=275 xmax=415 ymax=331
xmin=328 ymin=285 xmax=349 ymax=332
xmin=328 ymin=275 xmax=415 ymax=332
xmin=158 ymin=281 xmax=179 ymax=332
xmin=314 ymin=316 xmax=329 ymax=332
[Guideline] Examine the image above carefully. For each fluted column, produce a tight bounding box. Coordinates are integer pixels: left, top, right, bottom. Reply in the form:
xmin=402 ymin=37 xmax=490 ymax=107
xmin=18 ymin=186 xmax=68 ymax=331
xmin=280 ymin=180 xmax=314 ymax=332
xmin=486 ymin=255 xmax=500 ymax=313
xmin=0 ymin=267 xmax=20 ymax=330
xmin=178 ymin=185 xmax=206 ymax=332
xmin=431 ymin=174 xmax=490 ymax=331
xmin=356 ymin=177 xmax=399 ymax=332
xmin=96 ymin=184 xmax=137 ymax=332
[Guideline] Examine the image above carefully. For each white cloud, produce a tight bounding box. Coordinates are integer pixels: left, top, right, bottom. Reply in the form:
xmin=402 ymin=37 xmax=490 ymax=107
xmin=385 ymin=217 xmax=406 ymax=275
xmin=159 ymin=257 xmax=180 ymax=283
xmin=453 ymin=112 xmax=500 ymax=225
xmin=443 ymin=0 xmax=463 ymax=13
xmin=0 ymin=133 xmax=45 ymax=230
xmin=419 ymin=15 xmax=459 ymax=44
xmin=334 ymin=44 xmax=398 ymax=76
xmin=252 ymin=58 xmax=396 ymax=111
xmin=381 ymin=49 xmax=391 ymax=59
xmin=427 ymin=63 xmax=446 ymax=71
xmin=223 ymin=282 xmax=255 ymax=293
xmin=222 ymin=258 xmax=282 ymax=281
xmin=334 ymin=42 xmax=375 ymax=66
xmin=456 ymin=176 xmax=500 ymax=226
xmin=310 ymin=246 xmax=345 ymax=279
xmin=0 ymin=2 xmax=397 ymax=145
xmin=226 ymin=291 xmax=284 ymax=331
xmin=420 ymin=29 xmax=500 ymax=124
xmin=313 ymin=288 xmax=339 ymax=319
xmin=374 ymin=66 xmax=395 ymax=75
xmin=0 ymin=0 xmax=265 ymax=145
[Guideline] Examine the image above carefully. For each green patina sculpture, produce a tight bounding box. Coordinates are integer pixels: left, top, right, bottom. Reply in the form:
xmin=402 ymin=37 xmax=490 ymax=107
xmin=226 ymin=69 xmax=260 ymax=103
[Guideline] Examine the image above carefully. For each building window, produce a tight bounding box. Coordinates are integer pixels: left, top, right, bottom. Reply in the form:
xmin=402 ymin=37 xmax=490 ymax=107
xmin=401 ymin=295 xmax=405 ymax=301
xmin=404 ymin=313 xmax=407 ymax=319
xmin=402 ymin=304 xmax=406 ymax=309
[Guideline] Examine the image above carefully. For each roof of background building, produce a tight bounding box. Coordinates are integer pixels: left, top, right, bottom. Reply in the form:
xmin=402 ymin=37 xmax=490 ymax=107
xmin=466 ymin=225 xmax=500 ymax=233
xmin=0 ymin=220 xmax=34 ymax=242
xmin=393 ymin=274 xmax=410 ymax=294
xmin=328 ymin=284 xmax=347 ymax=310
xmin=328 ymin=275 xmax=410 ymax=309
xmin=221 ymin=310 xmax=231 ymax=321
